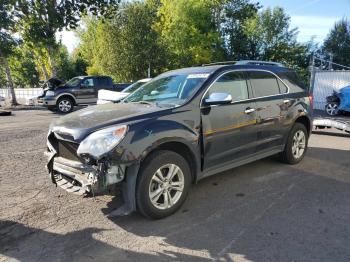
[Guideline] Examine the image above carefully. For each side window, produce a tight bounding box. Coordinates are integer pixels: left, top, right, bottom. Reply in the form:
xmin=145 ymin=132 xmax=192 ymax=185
xmin=97 ymin=77 xmax=110 ymax=87
xmin=207 ymin=71 xmax=249 ymax=102
xmin=82 ymin=78 xmax=94 ymax=88
xmin=249 ymin=71 xmax=280 ymax=97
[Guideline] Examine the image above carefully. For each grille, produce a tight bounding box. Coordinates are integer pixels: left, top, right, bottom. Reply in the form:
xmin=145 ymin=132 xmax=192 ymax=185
xmin=57 ymin=140 xmax=80 ymax=161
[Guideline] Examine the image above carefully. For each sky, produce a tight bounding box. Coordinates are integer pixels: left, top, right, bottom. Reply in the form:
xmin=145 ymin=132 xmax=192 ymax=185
xmin=59 ymin=0 xmax=350 ymax=53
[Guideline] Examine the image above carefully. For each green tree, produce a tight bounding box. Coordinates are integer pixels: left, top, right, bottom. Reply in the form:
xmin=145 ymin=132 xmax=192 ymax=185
xmin=242 ymin=7 xmax=311 ymax=79
xmin=78 ymin=0 xmax=167 ymax=82
xmin=323 ymin=18 xmax=350 ymax=67
xmin=8 ymin=44 xmax=39 ymax=88
xmin=221 ymin=0 xmax=260 ymax=59
xmin=0 ymin=0 xmax=18 ymax=105
xmin=18 ymin=0 xmax=120 ymax=79
xmin=155 ymin=0 xmax=224 ymax=67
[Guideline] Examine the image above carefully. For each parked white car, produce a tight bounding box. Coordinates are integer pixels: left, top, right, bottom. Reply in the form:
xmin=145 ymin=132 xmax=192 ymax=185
xmin=97 ymin=78 xmax=151 ymax=105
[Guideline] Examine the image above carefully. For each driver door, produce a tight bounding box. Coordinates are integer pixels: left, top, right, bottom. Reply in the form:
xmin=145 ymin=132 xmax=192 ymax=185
xmin=201 ymin=71 xmax=258 ymax=171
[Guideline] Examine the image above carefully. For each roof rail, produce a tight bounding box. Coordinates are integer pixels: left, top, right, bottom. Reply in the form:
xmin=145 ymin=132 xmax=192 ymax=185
xmin=202 ymin=61 xmax=237 ymax=66
xmin=235 ymin=60 xmax=284 ymax=67
xmin=201 ymin=60 xmax=284 ymax=67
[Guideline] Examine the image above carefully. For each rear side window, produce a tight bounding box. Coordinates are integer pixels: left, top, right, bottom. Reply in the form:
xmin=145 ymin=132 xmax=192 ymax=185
xmin=207 ymin=71 xmax=249 ymax=102
xmin=248 ymin=71 xmax=281 ymax=97
xmin=97 ymin=77 xmax=110 ymax=87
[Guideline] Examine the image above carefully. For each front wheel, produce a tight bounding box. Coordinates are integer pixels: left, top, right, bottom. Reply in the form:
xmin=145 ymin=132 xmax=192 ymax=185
xmin=279 ymin=123 xmax=308 ymax=164
xmin=325 ymin=102 xmax=339 ymax=116
xmin=136 ymin=150 xmax=191 ymax=219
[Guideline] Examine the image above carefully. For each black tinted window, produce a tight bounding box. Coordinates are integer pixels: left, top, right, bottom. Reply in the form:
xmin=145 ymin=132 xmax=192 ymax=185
xmin=208 ymin=71 xmax=249 ymax=102
xmin=97 ymin=77 xmax=110 ymax=87
xmin=249 ymin=71 xmax=280 ymax=97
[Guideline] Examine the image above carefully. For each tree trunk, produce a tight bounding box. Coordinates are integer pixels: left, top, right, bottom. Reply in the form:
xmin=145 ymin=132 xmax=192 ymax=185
xmin=41 ymin=64 xmax=50 ymax=81
xmin=0 ymin=52 xmax=17 ymax=106
xmin=47 ymin=45 xmax=57 ymax=77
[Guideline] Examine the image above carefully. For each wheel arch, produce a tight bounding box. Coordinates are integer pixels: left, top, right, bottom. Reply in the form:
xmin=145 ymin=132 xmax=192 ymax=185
xmin=294 ymin=115 xmax=311 ymax=136
xmin=140 ymin=141 xmax=198 ymax=184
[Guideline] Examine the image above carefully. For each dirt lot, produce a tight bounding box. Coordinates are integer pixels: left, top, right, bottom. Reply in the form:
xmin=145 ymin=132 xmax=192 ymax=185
xmin=1 ymin=110 xmax=350 ymax=262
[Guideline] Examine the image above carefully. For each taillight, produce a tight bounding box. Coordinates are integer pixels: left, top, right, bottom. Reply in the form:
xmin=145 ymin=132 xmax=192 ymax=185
xmin=308 ymin=93 xmax=313 ymax=108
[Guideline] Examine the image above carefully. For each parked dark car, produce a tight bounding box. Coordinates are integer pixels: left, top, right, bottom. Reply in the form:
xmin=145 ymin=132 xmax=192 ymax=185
xmin=46 ymin=61 xmax=312 ymax=219
xmin=38 ymin=76 xmax=125 ymax=113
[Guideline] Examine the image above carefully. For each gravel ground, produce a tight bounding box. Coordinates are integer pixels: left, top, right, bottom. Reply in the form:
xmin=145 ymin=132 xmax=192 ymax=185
xmin=1 ymin=110 xmax=350 ymax=262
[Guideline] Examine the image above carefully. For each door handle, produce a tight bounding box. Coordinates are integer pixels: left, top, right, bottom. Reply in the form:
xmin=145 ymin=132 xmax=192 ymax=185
xmin=283 ymin=99 xmax=291 ymax=104
xmin=244 ymin=108 xmax=256 ymax=114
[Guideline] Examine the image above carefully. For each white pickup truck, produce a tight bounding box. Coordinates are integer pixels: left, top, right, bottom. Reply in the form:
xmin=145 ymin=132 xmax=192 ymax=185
xmin=97 ymin=78 xmax=151 ymax=105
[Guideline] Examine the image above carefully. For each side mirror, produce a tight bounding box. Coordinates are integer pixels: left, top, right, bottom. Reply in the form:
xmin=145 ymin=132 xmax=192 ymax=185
xmin=204 ymin=92 xmax=232 ymax=105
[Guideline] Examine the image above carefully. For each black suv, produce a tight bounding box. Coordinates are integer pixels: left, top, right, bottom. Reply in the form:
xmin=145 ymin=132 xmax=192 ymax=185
xmin=46 ymin=61 xmax=312 ymax=219
xmin=38 ymin=76 xmax=119 ymax=113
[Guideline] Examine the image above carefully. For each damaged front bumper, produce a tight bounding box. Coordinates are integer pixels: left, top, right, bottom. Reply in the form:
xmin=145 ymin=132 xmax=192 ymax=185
xmin=46 ymin=134 xmax=126 ymax=196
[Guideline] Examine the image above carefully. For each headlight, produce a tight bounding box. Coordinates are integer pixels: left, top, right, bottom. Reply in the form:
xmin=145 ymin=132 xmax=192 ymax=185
xmin=77 ymin=125 xmax=127 ymax=159
xmin=46 ymin=90 xmax=55 ymax=96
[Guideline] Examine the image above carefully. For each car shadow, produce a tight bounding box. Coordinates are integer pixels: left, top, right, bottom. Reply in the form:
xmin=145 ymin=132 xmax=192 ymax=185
xmin=0 ymin=219 xmax=208 ymax=261
xmin=101 ymin=146 xmax=350 ymax=261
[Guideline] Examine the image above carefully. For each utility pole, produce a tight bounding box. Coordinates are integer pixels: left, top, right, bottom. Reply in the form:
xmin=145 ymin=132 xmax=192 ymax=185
xmin=329 ymin=53 xmax=333 ymax=70
xmin=148 ymin=62 xmax=151 ymax=78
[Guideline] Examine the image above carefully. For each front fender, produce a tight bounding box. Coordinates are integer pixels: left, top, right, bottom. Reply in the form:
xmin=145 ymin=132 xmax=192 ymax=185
xmin=112 ymin=119 xmax=201 ymax=167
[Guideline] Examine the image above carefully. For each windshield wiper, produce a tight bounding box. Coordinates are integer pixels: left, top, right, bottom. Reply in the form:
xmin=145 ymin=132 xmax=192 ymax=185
xmin=134 ymin=101 xmax=154 ymax=105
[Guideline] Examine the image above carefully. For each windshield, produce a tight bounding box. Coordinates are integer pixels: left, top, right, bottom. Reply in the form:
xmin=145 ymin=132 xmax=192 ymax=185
xmin=124 ymin=73 xmax=209 ymax=107
xmin=123 ymin=81 xmax=146 ymax=93
xmin=65 ymin=77 xmax=82 ymax=87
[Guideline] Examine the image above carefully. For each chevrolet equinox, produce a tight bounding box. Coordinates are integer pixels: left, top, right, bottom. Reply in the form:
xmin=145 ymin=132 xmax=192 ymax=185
xmin=46 ymin=60 xmax=312 ymax=219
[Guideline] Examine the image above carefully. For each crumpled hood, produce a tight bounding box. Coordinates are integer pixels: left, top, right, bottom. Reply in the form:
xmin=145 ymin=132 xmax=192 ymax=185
xmin=50 ymin=102 xmax=164 ymax=142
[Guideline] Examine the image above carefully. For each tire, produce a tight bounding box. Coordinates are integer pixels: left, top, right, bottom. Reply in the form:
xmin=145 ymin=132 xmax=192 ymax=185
xmin=136 ymin=150 xmax=191 ymax=219
xmin=279 ymin=123 xmax=308 ymax=165
xmin=325 ymin=102 xmax=339 ymax=116
xmin=57 ymin=97 xmax=74 ymax=114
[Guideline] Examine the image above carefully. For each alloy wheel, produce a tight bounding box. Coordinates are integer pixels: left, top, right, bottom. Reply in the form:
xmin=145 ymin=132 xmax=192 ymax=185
xmin=326 ymin=103 xmax=339 ymax=116
xmin=292 ymin=130 xmax=306 ymax=159
xmin=149 ymin=163 xmax=185 ymax=210
xmin=58 ymin=100 xmax=72 ymax=113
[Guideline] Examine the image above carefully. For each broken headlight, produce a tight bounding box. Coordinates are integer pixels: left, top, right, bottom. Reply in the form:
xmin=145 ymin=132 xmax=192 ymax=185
xmin=77 ymin=125 xmax=127 ymax=159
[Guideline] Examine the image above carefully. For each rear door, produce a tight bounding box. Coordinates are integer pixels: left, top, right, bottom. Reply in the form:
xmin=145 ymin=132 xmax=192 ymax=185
xmin=201 ymin=70 xmax=258 ymax=171
xmin=247 ymin=70 xmax=289 ymax=152
xmin=77 ymin=77 xmax=97 ymax=104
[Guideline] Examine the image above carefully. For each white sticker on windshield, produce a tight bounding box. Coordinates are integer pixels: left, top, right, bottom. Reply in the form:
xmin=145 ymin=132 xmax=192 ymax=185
xmin=187 ymin=73 xmax=210 ymax=79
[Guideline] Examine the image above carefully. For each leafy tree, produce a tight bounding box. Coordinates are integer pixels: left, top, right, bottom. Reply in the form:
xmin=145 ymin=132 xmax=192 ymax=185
xmin=242 ymin=6 xmax=312 ymax=80
xmin=17 ymin=0 xmax=120 ymax=78
xmin=78 ymin=0 xmax=167 ymax=82
xmin=155 ymin=0 xmax=224 ymax=67
xmin=323 ymin=18 xmax=350 ymax=67
xmin=0 ymin=0 xmax=18 ymax=105
xmin=221 ymin=0 xmax=260 ymax=59
xmin=8 ymin=44 xmax=39 ymax=88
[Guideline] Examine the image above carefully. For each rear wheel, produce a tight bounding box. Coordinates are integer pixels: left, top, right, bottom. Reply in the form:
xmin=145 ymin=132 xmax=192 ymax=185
xmin=279 ymin=123 xmax=308 ymax=164
xmin=136 ymin=150 xmax=191 ymax=219
xmin=57 ymin=97 xmax=74 ymax=114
